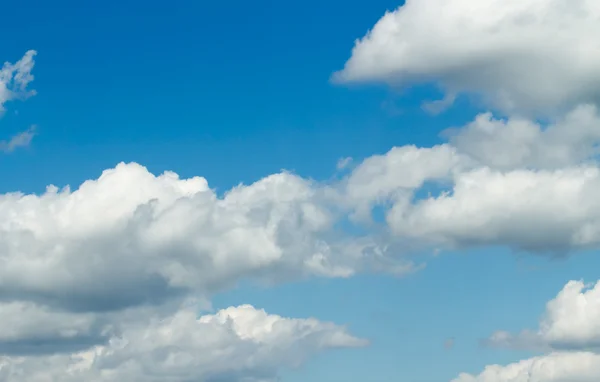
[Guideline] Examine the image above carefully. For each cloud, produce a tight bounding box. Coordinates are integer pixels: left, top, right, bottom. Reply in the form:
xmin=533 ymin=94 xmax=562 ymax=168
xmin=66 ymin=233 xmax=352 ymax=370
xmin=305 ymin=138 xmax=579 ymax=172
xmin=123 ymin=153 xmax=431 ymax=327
xmin=457 ymin=280 xmax=600 ymax=381
xmin=486 ymin=280 xmax=600 ymax=351
xmin=0 ymin=303 xmax=365 ymax=382
xmin=333 ymin=0 xmax=600 ymax=115
xmin=338 ymin=105 xmax=600 ymax=254
xmin=0 ymin=50 xmax=36 ymax=114
xmin=444 ymin=104 xmax=600 ymax=170
xmin=336 ymin=157 xmax=353 ymax=170
xmin=386 ymin=166 xmax=600 ymax=253
xmin=0 ymin=51 xmax=37 ymax=153
xmin=0 ymin=162 xmax=417 ymax=315
xmin=452 ymin=352 xmax=600 ymax=382
xmin=0 ymin=126 xmax=36 ymax=153
xmin=2 ymin=100 xmax=600 ymax=376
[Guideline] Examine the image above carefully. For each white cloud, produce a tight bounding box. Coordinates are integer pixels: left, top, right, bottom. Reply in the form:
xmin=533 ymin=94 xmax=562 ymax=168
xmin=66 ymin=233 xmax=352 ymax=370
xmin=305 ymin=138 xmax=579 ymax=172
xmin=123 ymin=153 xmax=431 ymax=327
xmin=456 ymin=280 xmax=600 ymax=382
xmin=0 ymin=50 xmax=36 ymax=114
xmin=452 ymin=352 xmax=600 ymax=382
xmin=387 ymin=166 xmax=600 ymax=253
xmin=444 ymin=104 xmax=600 ymax=170
xmin=336 ymin=156 xmax=353 ymax=170
xmin=487 ymin=280 xmax=600 ymax=351
xmin=341 ymin=144 xmax=468 ymax=221
xmin=0 ymin=126 xmax=36 ymax=153
xmin=333 ymin=0 xmax=600 ymax=115
xmin=337 ymin=105 xmax=600 ymax=254
xmin=0 ymin=303 xmax=365 ymax=382
xmin=0 ymin=162 xmax=415 ymax=315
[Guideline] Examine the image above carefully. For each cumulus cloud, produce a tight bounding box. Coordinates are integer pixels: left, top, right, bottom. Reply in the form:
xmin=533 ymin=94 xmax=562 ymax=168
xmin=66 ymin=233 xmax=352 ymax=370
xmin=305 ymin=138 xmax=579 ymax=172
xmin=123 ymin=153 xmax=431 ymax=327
xmin=336 ymin=105 xmax=600 ymax=254
xmin=333 ymin=0 xmax=600 ymax=115
xmin=444 ymin=104 xmax=600 ymax=170
xmin=0 ymin=303 xmax=365 ymax=382
xmin=387 ymin=166 xmax=600 ymax=253
xmin=457 ymin=280 xmax=600 ymax=381
xmin=486 ymin=280 xmax=600 ymax=351
xmin=2 ymin=101 xmax=598 ymax=360
xmin=0 ymin=162 xmax=415 ymax=315
xmin=452 ymin=352 xmax=600 ymax=382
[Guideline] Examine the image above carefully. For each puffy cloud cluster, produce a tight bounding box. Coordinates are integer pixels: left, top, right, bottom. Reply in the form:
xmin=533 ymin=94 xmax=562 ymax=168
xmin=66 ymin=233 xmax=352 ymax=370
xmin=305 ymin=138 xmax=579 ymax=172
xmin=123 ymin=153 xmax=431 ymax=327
xmin=0 ymin=162 xmax=409 ymax=315
xmin=3 ymin=100 xmax=600 ymax=379
xmin=334 ymin=0 xmax=600 ymax=115
xmin=332 ymin=2 xmax=600 ymax=380
xmin=0 ymin=161 xmax=386 ymax=380
xmin=6 ymin=8 xmax=600 ymax=375
xmin=455 ymin=280 xmax=600 ymax=381
xmin=340 ymin=104 xmax=600 ymax=254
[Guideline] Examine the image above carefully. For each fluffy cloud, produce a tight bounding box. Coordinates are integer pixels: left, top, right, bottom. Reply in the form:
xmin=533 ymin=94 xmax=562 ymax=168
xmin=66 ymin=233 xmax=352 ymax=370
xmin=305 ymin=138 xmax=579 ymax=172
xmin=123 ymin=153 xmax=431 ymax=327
xmin=452 ymin=352 xmax=600 ymax=382
xmin=387 ymin=166 xmax=600 ymax=253
xmin=487 ymin=280 xmax=600 ymax=351
xmin=456 ymin=280 xmax=600 ymax=381
xmin=444 ymin=104 xmax=600 ymax=170
xmin=3 ymin=95 xmax=600 ymax=378
xmin=333 ymin=0 xmax=600 ymax=115
xmin=0 ymin=303 xmax=365 ymax=382
xmin=336 ymin=105 xmax=600 ymax=254
xmin=0 ymin=162 xmax=413 ymax=316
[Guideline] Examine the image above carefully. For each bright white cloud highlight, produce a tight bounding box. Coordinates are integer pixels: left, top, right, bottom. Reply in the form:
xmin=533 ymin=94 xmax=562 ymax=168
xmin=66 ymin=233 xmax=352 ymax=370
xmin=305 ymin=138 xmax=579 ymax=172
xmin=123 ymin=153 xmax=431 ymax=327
xmin=333 ymin=0 xmax=600 ymax=115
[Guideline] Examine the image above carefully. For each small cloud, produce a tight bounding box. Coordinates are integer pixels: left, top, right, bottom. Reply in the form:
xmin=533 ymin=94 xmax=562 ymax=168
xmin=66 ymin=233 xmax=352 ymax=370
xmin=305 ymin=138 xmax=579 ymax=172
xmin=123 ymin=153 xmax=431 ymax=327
xmin=337 ymin=157 xmax=353 ymax=170
xmin=0 ymin=125 xmax=36 ymax=153
xmin=0 ymin=50 xmax=37 ymax=114
xmin=444 ymin=337 xmax=455 ymax=350
xmin=422 ymin=93 xmax=456 ymax=115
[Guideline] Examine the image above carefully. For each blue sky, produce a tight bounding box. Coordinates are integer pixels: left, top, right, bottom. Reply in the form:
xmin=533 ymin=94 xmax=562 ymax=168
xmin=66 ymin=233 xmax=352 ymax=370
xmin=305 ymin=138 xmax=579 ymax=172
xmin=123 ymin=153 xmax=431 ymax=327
xmin=2 ymin=0 xmax=479 ymax=192
xmin=3 ymin=1 xmax=600 ymax=381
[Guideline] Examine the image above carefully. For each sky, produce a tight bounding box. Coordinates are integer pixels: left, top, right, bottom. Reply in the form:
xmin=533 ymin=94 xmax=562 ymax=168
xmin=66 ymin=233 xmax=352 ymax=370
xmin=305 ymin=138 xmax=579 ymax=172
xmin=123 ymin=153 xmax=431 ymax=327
xmin=2 ymin=0 xmax=600 ymax=381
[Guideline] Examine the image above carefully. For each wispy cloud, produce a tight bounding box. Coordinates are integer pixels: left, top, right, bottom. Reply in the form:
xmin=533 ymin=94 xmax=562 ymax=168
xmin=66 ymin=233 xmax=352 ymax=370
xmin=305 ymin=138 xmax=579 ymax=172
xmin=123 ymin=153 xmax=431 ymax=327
xmin=0 ymin=125 xmax=36 ymax=153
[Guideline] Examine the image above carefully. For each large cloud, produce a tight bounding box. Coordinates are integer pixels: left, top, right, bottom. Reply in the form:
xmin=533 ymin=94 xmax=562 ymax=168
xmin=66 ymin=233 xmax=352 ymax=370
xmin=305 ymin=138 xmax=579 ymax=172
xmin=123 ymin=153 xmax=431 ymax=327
xmin=0 ymin=303 xmax=365 ymax=382
xmin=333 ymin=0 xmax=600 ymax=115
xmin=0 ymin=162 xmax=412 ymax=315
